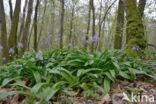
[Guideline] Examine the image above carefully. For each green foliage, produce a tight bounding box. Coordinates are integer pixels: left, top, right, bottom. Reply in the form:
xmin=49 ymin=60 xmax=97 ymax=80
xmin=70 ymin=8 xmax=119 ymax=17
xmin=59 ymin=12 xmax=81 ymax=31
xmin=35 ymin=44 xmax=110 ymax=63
xmin=0 ymin=49 xmax=155 ymax=103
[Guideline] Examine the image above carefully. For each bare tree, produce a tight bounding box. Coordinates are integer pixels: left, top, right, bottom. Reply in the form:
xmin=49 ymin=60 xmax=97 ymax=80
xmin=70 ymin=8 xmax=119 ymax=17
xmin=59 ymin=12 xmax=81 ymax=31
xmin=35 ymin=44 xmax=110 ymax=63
xmin=68 ymin=0 xmax=78 ymax=49
xmin=9 ymin=0 xmax=13 ymax=20
xmin=18 ymin=0 xmax=28 ymax=42
xmin=91 ymin=0 xmax=96 ymax=52
xmin=21 ymin=0 xmax=34 ymax=53
xmin=37 ymin=0 xmax=47 ymax=45
xmin=114 ymin=0 xmax=124 ymax=49
xmin=138 ymin=0 xmax=147 ymax=17
xmin=60 ymin=0 xmax=65 ymax=49
xmin=85 ymin=0 xmax=91 ymax=50
xmin=34 ymin=0 xmax=40 ymax=52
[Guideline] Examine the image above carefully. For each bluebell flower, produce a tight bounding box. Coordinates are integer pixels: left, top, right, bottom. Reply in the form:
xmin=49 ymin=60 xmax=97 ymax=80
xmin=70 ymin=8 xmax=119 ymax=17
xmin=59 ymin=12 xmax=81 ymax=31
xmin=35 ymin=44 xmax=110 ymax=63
xmin=9 ymin=48 xmax=15 ymax=55
xmin=92 ymin=35 xmax=99 ymax=43
xmin=68 ymin=43 xmax=72 ymax=48
xmin=17 ymin=42 xmax=23 ymax=48
xmin=132 ymin=45 xmax=140 ymax=51
xmin=35 ymin=50 xmax=43 ymax=61
xmin=2 ymin=57 xmax=6 ymax=61
xmin=0 ymin=44 xmax=3 ymax=51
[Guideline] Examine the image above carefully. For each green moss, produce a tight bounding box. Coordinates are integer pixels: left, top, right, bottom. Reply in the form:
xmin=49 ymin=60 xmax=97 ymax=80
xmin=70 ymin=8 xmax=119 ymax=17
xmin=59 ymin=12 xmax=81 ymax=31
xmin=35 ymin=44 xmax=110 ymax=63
xmin=126 ymin=0 xmax=147 ymax=53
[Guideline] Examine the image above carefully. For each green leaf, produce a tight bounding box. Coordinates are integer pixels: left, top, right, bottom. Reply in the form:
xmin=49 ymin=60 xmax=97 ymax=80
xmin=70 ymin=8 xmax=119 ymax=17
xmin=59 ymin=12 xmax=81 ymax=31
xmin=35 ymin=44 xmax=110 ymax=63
xmin=104 ymin=72 xmax=114 ymax=82
xmin=39 ymin=81 xmax=66 ymax=101
xmin=1 ymin=77 xmax=20 ymax=87
xmin=112 ymin=61 xmax=120 ymax=69
xmin=31 ymin=83 xmax=47 ymax=94
xmin=32 ymin=71 xmax=41 ymax=83
xmin=80 ymin=83 xmax=89 ymax=91
xmin=103 ymin=78 xmax=111 ymax=93
xmin=0 ymin=91 xmax=16 ymax=100
xmin=109 ymin=70 xmax=116 ymax=78
xmin=50 ymin=67 xmax=77 ymax=84
xmin=77 ymin=68 xmax=101 ymax=77
xmin=119 ymin=71 xmax=130 ymax=79
xmin=10 ymin=81 xmax=31 ymax=90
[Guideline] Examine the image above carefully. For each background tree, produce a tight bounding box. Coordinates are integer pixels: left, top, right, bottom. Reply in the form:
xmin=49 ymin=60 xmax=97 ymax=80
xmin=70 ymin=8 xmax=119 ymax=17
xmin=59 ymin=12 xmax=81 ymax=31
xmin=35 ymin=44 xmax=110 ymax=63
xmin=0 ymin=0 xmax=9 ymax=63
xmin=8 ymin=0 xmax=21 ymax=56
xmin=34 ymin=0 xmax=40 ymax=52
xmin=90 ymin=0 xmax=95 ymax=52
xmin=60 ymin=0 xmax=65 ymax=49
xmin=85 ymin=0 xmax=91 ymax=50
xmin=138 ymin=0 xmax=147 ymax=17
xmin=114 ymin=0 xmax=124 ymax=49
xmin=21 ymin=0 xmax=34 ymax=53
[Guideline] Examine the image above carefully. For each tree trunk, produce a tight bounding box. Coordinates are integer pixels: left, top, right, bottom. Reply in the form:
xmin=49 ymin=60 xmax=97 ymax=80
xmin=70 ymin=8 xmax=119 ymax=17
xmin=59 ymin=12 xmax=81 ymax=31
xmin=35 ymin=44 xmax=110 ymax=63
xmin=68 ymin=1 xmax=75 ymax=49
xmin=91 ymin=0 xmax=96 ymax=52
xmin=98 ymin=0 xmax=102 ymax=51
xmin=85 ymin=0 xmax=91 ymax=50
xmin=126 ymin=0 xmax=146 ymax=50
xmin=18 ymin=0 xmax=28 ymax=42
xmin=21 ymin=0 xmax=34 ymax=53
xmin=37 ymin=0 xmax=47 ymax=45
xmin=138 ymin=0 xmax=146 ymax=17
xmin=34 ymin=0 xmax=40 ymax=52
xmin=60 ymin=0 xmax=65 ymax=49
xmin=9 ymin=0 xmax=13 ymax=20
xmin=0 ymin=0 xmax=9 ymax=64
xmin=114 ymin=0 xmax=124 ymax=49
xmin=8 ymin=0 xmax=21 ymax=57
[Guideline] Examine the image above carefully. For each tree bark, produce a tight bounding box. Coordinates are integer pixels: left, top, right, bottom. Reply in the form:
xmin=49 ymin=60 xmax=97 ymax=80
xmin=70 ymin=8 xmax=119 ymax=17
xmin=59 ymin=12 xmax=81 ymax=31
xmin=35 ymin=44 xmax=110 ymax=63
xmin=90 ymin=0 xmax=96 ymax=52
xmin=34 ymin=0 xmax=40 ymax=52
xmin=114 ymin=0 xmax=124 ymax=49
xmin=21 ymin=0 xmax=34 ymax=53
xmin=126 ymin=0 xmax=146 ymax=50
xmin=68 ymin=0 xmax=75 ymax=49
xmin=85 ymin=0 xmax=91 ymax=50
xmin=0 ymin=0 xmax=9 ymax=63
xmin=9 ymin=0 xmax=13 ymax=20
xmin=8 ymin=0 xmax=21 ymax=56
xmin=37 ymin=0 xmax=47 ymax=45
xmin=18 ymin=0 xmax=28 ymax=42
xmin=138 ymin=0 xmax=146 ymax=17
xmin=60 ymin=0 xmax=65 ymax=49
xmin=98 ymin=0 xmax=102 ymax=51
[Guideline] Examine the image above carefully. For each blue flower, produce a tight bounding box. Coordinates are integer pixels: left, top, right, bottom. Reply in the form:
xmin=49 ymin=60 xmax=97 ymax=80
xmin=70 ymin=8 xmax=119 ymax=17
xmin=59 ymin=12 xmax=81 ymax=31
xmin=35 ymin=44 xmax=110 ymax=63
xmin=92 ymin=35 xmax=99 ymax=43
xmin=132 ymin=45 xmax=140 ymax=51
xmin=9 ymin=48 xmax=15 ymax=55
xmin=68 ymin=43 xmax=72 ymax=48
xmin=0 ymin=44 xmax=3 ymax=51
xmin=17 ymin=42 xmax=23 ymax=48
xmin=2 ymin=57 xmax=6 ymax=61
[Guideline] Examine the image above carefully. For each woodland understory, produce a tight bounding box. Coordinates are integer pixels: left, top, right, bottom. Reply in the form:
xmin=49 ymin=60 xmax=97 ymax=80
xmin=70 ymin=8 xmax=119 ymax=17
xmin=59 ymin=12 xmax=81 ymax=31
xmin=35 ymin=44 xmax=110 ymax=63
xmin=0 ymin=0 xmax=156 ymax=104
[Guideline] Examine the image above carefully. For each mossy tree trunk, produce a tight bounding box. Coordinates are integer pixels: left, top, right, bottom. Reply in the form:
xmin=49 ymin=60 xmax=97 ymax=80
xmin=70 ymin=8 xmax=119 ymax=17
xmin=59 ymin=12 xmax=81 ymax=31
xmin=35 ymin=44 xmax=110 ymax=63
xmin=126 ymin=0 xmax=146 ymax=50
xmin=8 ymin=0 xmax=21 ymax=57
xmin=0 ymin=0 xmax=9 ymax=64
xmin=114 ymin=0 xmax=124 ymax=49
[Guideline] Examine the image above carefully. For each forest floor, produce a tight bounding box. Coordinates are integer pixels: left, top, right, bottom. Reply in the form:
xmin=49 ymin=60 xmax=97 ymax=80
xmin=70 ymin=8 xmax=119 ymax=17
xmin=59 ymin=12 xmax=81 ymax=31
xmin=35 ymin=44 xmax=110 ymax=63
xmin=0 ymin=50 xmax=156 ymax=104
xmin=1 ymin=77 xmax=156 ymax=104
xmin=66 ymin=78 xmax=156 ymax=104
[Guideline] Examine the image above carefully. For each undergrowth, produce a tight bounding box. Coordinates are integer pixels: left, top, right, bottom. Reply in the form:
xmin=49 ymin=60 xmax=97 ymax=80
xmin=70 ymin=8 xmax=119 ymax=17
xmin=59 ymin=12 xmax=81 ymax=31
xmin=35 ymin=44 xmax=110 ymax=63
xmin=0 ymin=49 xmax=156 ymax=103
